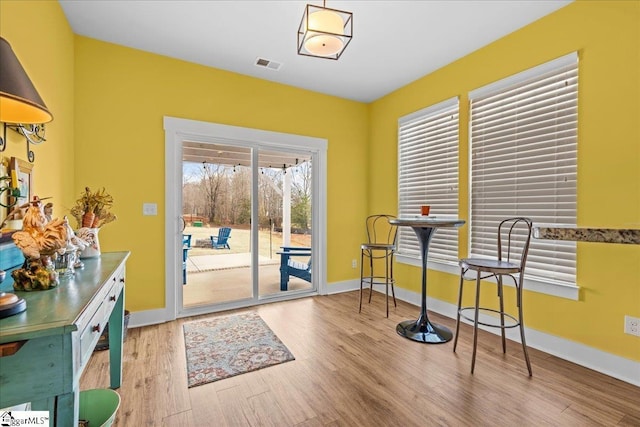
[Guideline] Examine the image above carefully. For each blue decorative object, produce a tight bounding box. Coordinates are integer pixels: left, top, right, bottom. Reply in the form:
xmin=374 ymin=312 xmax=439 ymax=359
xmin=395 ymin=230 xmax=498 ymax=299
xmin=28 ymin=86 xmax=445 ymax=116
xmin=210 ymin=227 xmax=231 ymax=249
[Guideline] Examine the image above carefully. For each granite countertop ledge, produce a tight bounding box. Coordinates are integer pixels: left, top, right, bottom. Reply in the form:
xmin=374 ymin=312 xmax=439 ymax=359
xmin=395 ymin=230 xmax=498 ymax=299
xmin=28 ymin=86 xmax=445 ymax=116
xmin=533 ymin=226 xmax=640 ymax=244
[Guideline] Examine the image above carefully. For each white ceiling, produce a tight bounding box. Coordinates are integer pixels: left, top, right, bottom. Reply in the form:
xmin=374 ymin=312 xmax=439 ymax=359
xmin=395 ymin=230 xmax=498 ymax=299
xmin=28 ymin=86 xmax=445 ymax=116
xmin=59 ymin=0 xmax=572 ymax=103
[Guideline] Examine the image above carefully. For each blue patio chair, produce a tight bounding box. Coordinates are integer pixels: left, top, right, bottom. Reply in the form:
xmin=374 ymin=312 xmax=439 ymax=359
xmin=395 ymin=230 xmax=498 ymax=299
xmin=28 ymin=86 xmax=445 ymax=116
xmin=210 ymin=227 xmax=232 ymax=249
xmin=277 ymin=246 xmax=311 ymax=291
xmin=182 ymin=247 xmax=190 ymax=285
xmin=182 ymin=235 xmax=192 ymax=285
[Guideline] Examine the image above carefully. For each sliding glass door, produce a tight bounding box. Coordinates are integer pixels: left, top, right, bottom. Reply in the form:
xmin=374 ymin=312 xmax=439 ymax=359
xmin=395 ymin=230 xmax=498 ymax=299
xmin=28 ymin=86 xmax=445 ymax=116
xmin=179 ymin=141 xmax=315 ymax=314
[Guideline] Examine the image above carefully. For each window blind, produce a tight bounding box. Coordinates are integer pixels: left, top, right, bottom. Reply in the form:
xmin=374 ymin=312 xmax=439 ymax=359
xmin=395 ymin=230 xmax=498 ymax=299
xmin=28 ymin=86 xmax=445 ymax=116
xmin=469 ymin=52 xmax=578 ymax=285
xmin=398 ymin=97 xmax=460 ymax=263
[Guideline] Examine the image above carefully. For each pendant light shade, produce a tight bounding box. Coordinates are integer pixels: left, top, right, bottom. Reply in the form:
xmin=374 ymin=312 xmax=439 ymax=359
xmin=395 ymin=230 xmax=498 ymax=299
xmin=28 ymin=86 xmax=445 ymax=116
xmin=298 ymin=3 xmax=353 ymax=60
xmin=0 ymin=37 xmax=53 ymax=125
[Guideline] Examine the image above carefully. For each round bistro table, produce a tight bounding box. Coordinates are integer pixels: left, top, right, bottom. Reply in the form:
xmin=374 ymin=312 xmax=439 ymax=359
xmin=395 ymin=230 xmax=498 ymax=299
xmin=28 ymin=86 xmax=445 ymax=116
xmin=389 ymin=217 xmax=465 ymax=344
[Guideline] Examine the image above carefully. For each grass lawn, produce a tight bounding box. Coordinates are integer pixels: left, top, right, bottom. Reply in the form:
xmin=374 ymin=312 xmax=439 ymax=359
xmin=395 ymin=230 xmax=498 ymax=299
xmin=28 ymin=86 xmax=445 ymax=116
xmin=183 ymin=225 xmax=311 ymax=258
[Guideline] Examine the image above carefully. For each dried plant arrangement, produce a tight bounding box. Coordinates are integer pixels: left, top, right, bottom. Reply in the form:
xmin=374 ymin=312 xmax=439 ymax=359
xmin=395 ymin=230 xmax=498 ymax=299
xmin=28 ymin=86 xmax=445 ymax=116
xmin=70 ymin=187 xmax=117 ymax=229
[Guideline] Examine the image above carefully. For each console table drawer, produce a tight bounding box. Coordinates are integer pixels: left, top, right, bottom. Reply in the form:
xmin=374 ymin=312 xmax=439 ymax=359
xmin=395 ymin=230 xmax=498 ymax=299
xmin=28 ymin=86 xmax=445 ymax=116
xmin=78 ymin=266 xmax=124 ymax=368
xmin=79 ymin=300 xmax=108 ymax=368
xmin=106 ymin=268 xmax=125 ymax=311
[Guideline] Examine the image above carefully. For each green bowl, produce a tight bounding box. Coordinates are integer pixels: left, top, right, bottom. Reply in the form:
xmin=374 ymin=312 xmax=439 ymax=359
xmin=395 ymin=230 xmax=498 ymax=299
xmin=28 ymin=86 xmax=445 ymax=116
xmin=78 ymin=388 xmax=121 ymax=427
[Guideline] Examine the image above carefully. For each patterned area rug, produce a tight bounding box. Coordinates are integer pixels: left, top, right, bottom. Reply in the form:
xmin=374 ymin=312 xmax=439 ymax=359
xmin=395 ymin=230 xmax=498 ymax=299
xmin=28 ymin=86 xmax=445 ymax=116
xmin=183 ymin=312 xmax=295 ymax=387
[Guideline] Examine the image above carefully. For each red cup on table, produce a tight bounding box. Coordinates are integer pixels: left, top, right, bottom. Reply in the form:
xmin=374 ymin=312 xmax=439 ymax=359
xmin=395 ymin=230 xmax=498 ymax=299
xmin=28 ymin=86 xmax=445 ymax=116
xmin=421 ymin=205 xmax=431 ymax=216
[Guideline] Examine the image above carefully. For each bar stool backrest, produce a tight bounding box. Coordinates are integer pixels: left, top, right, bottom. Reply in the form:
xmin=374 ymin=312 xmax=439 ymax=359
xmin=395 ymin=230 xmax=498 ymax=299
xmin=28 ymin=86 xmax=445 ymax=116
xmin=366 ymin=214 xmax=398 ymax=246
xmin=497 ymin=217 xmax=533 ymax=274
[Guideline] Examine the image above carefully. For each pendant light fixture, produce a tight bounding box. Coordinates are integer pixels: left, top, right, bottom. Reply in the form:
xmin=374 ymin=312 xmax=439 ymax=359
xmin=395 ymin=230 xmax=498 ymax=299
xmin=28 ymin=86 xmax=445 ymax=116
xmin=297 ymin=1 xmax=353 ymax=60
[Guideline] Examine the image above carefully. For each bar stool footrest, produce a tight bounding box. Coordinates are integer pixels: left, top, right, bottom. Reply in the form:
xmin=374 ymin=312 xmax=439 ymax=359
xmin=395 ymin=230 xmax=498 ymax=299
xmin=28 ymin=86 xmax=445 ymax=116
xmin=459 ymin=307 xmax=520 ymax=329
xmin=360 ymin=276 xmax=396 ymax=286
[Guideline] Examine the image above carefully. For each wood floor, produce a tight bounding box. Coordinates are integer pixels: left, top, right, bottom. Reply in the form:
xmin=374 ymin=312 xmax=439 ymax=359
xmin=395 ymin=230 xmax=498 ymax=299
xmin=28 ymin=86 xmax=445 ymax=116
xmin=80 ymin=292 xmax=640 ymax=426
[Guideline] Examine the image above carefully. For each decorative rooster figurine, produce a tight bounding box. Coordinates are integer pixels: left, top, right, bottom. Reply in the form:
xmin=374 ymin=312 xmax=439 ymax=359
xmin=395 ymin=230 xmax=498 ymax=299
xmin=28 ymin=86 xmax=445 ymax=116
xmin=12 ymin=196 xmax=67 ymax=259
xmin=11 ymin=196 xmax=67 ymax=290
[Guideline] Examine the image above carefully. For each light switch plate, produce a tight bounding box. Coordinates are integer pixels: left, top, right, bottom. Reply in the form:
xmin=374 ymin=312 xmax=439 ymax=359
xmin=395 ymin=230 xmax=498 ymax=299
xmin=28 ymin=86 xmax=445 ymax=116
xmin=143 ymin=203 xmax=157 ymax=216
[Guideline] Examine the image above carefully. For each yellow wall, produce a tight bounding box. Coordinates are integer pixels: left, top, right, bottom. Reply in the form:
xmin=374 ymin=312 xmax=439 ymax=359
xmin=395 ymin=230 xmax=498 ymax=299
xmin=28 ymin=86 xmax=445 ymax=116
xmin=73 ymin=37 xmax=370 ymax=311
xmin=369 ymin=0 xmax=640 ymax=361
xmin=0 ymin=0 xmax=75 ymax=211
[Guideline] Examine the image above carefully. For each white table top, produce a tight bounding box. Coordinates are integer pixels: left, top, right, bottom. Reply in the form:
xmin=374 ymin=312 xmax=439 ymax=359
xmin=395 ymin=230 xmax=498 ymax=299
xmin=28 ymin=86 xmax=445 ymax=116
xmin=390 ymin=216 xmax=465 ymax=228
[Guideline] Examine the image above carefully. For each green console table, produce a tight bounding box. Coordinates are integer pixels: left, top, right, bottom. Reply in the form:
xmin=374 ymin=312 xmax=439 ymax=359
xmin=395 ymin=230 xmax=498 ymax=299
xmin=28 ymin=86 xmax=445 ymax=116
xmin=0 ymin=250 xmax=130 ymax=426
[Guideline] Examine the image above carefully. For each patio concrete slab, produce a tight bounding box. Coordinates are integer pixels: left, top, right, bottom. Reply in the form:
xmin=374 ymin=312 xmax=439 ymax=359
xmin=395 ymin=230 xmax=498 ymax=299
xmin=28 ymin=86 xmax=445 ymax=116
xmin=182 ymin=263 xmax=312 ymax=307
xmin=187 ymin=252 xmax=278 ymax=272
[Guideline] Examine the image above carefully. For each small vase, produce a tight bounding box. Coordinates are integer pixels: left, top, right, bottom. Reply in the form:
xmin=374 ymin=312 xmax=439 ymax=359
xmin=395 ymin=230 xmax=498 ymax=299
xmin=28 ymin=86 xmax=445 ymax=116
xmin=54 ymin=248 xmax=75 ymax=277
xmin=77 ymin=227 xmax=101 ymax=259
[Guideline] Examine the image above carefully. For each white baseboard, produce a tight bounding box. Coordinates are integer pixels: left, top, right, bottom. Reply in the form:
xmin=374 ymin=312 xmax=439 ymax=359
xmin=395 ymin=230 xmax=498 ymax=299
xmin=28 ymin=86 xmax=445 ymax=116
xmin=325 ymin=279 xmax=360 ymax=294
xmin=127 ymin=280 xmax=639 ymax=387
xmin=128 ymin=307 xmax=172 ymax=328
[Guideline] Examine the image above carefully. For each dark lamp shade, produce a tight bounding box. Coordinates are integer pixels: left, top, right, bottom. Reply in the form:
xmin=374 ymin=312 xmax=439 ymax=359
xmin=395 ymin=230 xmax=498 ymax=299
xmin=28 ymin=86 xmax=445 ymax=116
xmin=0 ymin=37 xmax=53 ymax=124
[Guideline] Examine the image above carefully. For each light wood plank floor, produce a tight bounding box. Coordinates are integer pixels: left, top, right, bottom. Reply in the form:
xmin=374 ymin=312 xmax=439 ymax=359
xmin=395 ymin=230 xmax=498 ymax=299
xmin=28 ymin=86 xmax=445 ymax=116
xmin=81 ymin=292 xmax=640 ymax=426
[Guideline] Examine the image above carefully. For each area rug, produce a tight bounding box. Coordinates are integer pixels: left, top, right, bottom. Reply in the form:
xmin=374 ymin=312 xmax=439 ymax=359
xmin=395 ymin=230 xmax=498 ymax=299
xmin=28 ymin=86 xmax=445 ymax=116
xmin=183 ymin=312 xmax=295 ymax=387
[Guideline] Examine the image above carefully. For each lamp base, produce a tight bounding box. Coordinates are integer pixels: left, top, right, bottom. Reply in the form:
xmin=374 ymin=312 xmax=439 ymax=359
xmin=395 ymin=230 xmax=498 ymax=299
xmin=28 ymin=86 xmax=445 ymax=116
xmin=0 ymin=291 xmax=27 ymax=319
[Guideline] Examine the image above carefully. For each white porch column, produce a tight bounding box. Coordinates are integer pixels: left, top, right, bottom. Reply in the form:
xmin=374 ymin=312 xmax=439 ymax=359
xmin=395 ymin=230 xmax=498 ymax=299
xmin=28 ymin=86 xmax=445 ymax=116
xmin=283 ymin=169 xmax=292 ymax=246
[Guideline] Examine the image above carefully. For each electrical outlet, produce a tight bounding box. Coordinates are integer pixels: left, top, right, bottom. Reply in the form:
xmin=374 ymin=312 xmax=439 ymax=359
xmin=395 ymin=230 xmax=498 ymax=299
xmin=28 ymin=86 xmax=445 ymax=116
xmin=624 ymin=315 xmax=640 ymax=336
xmin=352 ymin=259 xmax=357 ymax=269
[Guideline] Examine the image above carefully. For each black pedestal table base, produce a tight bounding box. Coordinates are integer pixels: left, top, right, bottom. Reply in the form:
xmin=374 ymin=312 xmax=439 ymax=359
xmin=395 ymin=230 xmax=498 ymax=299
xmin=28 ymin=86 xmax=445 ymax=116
xmin=396 ymin=318 xmax=452 ymax=343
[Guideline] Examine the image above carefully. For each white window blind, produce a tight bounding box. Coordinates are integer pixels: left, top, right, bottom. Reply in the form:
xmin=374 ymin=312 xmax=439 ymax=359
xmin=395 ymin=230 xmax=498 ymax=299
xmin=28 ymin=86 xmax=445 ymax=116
xmin=398 ymin=97 xmax=460 ymax=263
xmin=469 ymin=52 xmax=578 ymax=286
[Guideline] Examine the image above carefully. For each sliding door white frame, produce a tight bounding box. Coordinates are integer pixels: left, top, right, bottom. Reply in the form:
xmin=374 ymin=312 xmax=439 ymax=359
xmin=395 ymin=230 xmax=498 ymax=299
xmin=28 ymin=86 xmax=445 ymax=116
xmin=164 ymin=116 xmax=327 ymax=320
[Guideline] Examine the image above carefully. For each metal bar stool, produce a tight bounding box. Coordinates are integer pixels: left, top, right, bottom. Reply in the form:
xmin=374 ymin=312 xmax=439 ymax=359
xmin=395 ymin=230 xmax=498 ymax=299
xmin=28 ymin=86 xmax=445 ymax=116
xmin=359 ymin=214 xmax=398 ymax=317
xmin=453 ymin=217 xmax=533 ymax=376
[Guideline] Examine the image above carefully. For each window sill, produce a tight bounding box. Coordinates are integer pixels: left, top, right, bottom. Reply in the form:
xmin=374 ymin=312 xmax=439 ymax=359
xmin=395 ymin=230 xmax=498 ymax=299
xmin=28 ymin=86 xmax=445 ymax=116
xmin=396 ymin=254 xmax=579 ymax=301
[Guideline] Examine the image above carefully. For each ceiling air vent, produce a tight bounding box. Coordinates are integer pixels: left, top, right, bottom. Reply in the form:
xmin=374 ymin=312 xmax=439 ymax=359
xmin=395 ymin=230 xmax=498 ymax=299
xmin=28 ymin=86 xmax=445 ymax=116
xmin=255 ymin=57 xmax=282 ymax=71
